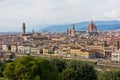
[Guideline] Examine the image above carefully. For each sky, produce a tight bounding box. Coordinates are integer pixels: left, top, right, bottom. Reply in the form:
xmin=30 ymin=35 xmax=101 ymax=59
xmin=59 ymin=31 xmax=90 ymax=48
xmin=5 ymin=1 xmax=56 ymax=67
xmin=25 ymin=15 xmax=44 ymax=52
xmin=0 ymin=0 xmax=120 ymax=32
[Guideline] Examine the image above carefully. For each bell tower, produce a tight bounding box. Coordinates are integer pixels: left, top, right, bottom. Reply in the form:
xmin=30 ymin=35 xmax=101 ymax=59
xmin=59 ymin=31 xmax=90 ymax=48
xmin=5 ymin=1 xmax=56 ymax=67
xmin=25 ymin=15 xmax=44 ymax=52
xmin=22 ymin=23 xmax=26 ymax=34
xmin=71 ymin=24 xmax=75 ymax=36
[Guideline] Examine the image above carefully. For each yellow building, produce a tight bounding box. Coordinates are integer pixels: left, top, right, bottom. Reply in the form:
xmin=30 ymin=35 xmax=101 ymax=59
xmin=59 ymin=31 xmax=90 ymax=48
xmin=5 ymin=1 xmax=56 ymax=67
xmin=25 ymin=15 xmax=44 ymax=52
xmin=51 ymin=37 xmax=66 ymax=41
xmin=70 ymin=48 xmax=95 ymax=58
xmin=43 ymin=47 xmax=53 ymax=55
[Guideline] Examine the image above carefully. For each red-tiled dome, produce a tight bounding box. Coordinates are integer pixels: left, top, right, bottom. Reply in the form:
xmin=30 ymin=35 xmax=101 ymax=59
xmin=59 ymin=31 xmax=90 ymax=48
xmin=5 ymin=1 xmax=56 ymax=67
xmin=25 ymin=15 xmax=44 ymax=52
xmin=86 ymin=21 xmax=97 ymax=32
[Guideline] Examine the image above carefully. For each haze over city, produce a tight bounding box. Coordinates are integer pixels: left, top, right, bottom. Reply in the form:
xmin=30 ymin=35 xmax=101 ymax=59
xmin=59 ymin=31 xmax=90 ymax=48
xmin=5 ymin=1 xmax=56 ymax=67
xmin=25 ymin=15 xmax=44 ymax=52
xmin=0 ymin=0 xmax=120 ymax=32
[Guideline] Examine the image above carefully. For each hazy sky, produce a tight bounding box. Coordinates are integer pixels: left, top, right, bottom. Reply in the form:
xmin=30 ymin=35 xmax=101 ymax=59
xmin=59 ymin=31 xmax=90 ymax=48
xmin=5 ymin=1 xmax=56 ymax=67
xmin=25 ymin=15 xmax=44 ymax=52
xmin=0 ymin=0 xmax=120 ymax=32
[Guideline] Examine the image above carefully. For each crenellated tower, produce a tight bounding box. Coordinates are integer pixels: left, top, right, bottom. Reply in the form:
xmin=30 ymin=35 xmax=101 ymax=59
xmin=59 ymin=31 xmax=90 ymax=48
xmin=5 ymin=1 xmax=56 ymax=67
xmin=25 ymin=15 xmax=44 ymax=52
xmin=22 ymin=23 xmax=26 ymax=34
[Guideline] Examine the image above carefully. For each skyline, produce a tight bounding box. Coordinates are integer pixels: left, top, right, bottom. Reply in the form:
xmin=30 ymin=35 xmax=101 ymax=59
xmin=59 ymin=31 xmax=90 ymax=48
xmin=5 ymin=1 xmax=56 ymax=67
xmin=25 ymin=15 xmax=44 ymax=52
xmin=0 ymin=0 xmax=120 ymax=32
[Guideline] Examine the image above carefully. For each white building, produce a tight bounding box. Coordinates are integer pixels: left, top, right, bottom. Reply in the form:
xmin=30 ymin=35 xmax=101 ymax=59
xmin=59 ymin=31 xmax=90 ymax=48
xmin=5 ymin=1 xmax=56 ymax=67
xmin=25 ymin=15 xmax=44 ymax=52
xmin=111 ymin=49 xmax=120 ymax=62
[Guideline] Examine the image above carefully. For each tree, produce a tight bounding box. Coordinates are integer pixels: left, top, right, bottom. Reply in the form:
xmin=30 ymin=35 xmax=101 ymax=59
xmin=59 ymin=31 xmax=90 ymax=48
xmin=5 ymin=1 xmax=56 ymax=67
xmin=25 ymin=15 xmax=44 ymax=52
xmin=4 ymin=63 xmax=15 ymax=80
xmin=61 ymin=68 xmax=75 ymax=80
xmin=4 ymin=56 xmax=58 ymax=80
xmin=50 ymin=59 xmax=67 ymax=73
xmin=62 ymin=60 xmax=98 ymax=80
xmin=4 ymin=57 xmax=38 ymax=80
xmin=0 ymin=61 xmax=5 ymax=77
xmin=36 ymin=58 xmax=59 ymax=80
xmin=103 ymin=70 xmax=120 ymax=80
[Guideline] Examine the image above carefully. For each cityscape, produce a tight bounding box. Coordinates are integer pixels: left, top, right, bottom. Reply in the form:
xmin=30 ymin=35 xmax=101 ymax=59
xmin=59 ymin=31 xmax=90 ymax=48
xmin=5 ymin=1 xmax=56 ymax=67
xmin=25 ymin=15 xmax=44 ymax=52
xmin=0 ymin=0 xmax=120 ymax=80
xmin=1 ymin=21 xmax=120 ymax=63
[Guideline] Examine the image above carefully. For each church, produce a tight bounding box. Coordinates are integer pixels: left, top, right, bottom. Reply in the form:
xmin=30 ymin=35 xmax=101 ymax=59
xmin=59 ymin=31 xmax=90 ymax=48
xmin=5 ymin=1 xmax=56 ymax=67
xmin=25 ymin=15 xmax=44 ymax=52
xmin=86 ymin=20 xmax=98 ymax=36
xmin=66 ymin=20 xmax=98 ymax=37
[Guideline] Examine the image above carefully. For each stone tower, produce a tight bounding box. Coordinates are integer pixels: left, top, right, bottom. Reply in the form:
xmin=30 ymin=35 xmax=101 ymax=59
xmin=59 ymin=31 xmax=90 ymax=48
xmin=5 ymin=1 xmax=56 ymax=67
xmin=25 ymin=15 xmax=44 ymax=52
xmin=71 ymin=24 xmax=75 ymax=36
xmin=22 ymin=23 xmax=26 ymax=34
xmin=71 ymin=24 xmax=75 ymax=30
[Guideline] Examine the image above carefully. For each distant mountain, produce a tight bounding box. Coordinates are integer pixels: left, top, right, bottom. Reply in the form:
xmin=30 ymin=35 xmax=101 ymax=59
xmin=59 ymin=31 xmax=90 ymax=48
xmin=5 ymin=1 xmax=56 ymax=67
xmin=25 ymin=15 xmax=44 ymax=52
xmin=39 ymin=20 xmax=120 ymax=32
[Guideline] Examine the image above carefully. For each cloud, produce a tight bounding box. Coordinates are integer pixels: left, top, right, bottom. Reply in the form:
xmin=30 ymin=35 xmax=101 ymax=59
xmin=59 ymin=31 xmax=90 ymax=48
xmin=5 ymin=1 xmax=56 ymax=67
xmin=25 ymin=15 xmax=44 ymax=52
xmin=0 ymin=0 xmax=120 ymax=32
xmin=103 ymin=9 xmax=120 ymax=19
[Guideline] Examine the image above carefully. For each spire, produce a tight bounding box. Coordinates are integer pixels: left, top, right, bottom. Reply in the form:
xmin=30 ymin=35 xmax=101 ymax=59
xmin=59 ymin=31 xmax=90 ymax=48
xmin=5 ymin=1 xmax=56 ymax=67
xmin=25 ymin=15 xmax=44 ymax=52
xmin=66 ymin=28 xmax=69 ymax=35
xmin=32 ymin=30 xmax=34 ymax=33
xmin=71 ymin=24 xmax=75 ymax=30
xmin=71 ymin=24 xmax=75 ymax=36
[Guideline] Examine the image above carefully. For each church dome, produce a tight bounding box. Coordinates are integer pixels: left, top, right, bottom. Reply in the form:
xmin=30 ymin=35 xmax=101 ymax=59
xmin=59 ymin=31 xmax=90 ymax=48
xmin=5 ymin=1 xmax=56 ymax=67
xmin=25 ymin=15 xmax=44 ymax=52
xmin=86 ymin=20 xmax=97 ymax=32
